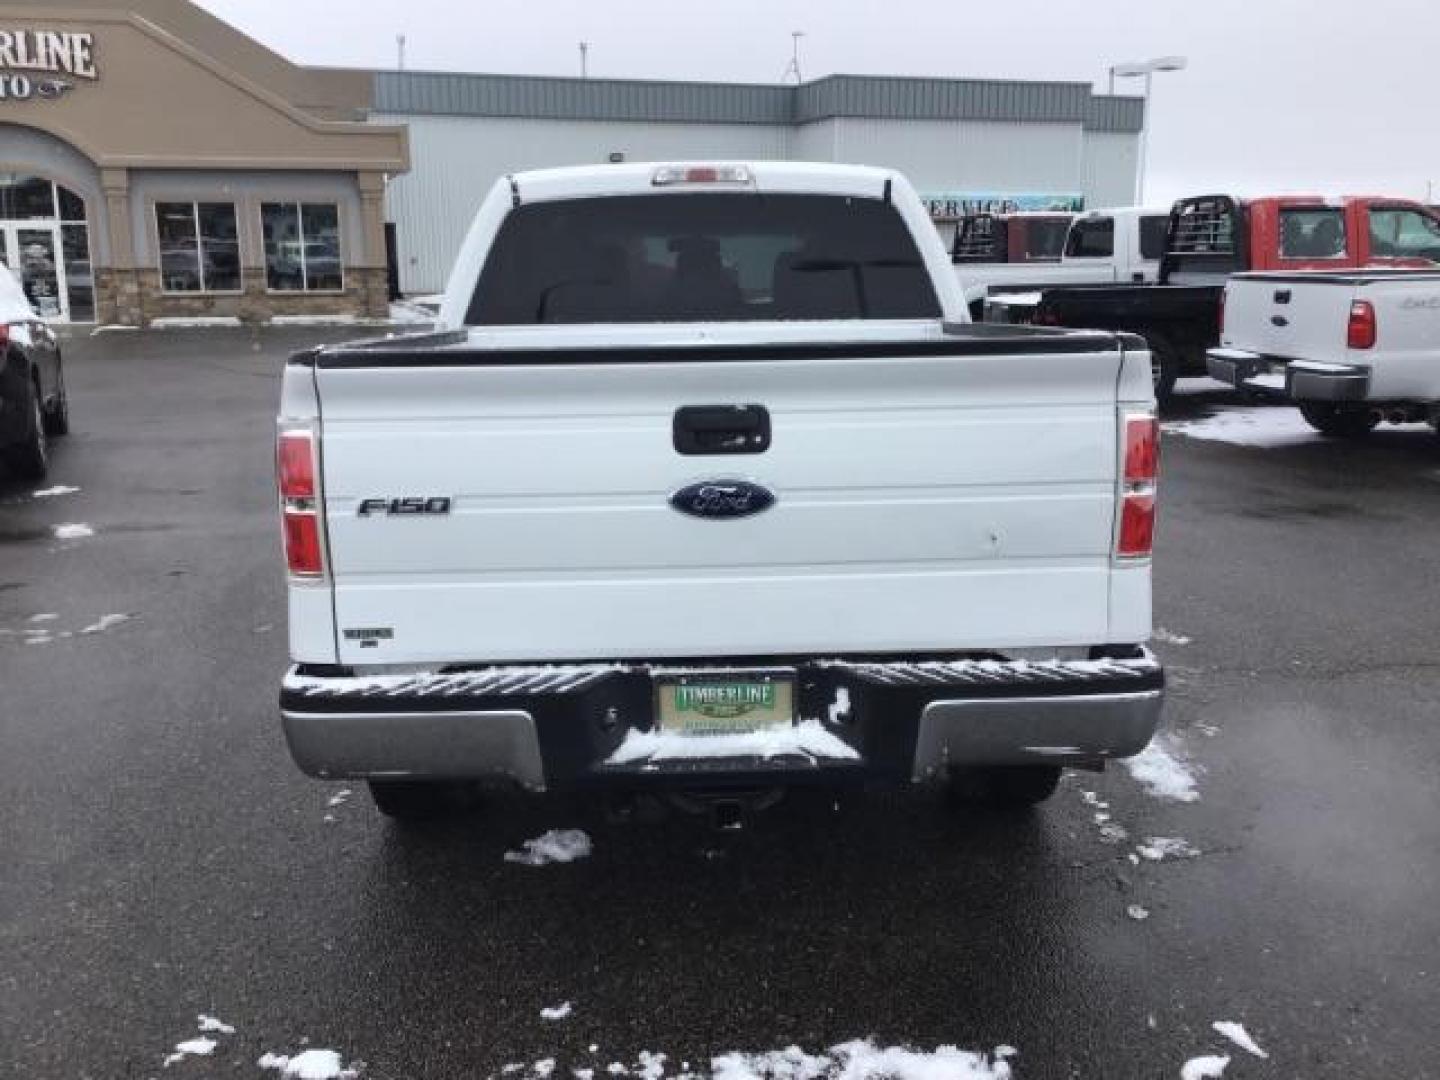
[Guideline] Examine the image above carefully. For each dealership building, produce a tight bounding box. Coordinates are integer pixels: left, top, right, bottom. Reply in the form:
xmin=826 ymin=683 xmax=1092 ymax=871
xmin=1 ymin=0 xmax=1143 ymax=323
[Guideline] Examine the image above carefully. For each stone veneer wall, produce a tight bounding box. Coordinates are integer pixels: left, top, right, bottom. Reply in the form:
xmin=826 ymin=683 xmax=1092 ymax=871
xmin=95 ymin=267 xmax=387 ymax=325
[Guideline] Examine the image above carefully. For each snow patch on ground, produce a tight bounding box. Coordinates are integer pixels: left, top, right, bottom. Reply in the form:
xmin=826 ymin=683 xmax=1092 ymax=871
xmin=541 ymin=1002 xmax=574 ymax=1021
xmin=1123 ymin=737 xmax=1201 ymax=802
xmin=1180 ymin=1054 xmax=1230 ymax=1080
xmin=80 ymin=613 xmax=130 ymax=635
xmin=326 ymin=788 xmax=352 ymax=808
xmin=32 ymin=485 xmax=80 ymax=498
xmin=504 ymin=829 xmax=593 ymax=867
xmin=1153 ymin=628 xmax=1192 ymax=646
xmin=712 ymin=1040 xmax=1016 ymax=1080
xmin=1137 ymin=837 xmax=1199 ymax=862
xmin=196 ymin=1014 xmax=235 ymax=1034
xmin=1126 ymin=904 xmax=1150 ymax=921
xmin=1212 ymin=1022 xmax=1268 ymax=1059
xmin=90 ymin=324 xmax=141 ymax=335
xmin=389 ymin=299 xmax=439 ymax=324
xmin=258 ymin=1049 xmax=359 ymax=1079
xmin=52 ymin=523 xmax=94 ymax=539
xmin=607 ymin=722 xmax=859 ymax=765
xmin=163 ymin=1037 xmax=217 ymax=1066
xmin=1163 ymin=407 xmax=1318 ymax=448
xmin=28 ymin=613 xmax=59 ymax=623
xmin=150 ymin=316 xmax=243 ymax=329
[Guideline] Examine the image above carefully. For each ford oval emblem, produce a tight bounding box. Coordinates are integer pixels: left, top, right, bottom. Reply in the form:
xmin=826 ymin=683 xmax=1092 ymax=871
xmin=670 ymin=479 xmax=776 ymax=520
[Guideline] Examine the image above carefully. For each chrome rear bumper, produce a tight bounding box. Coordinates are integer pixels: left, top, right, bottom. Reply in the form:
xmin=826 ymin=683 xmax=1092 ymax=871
xmin=280 ymin=651 xmax=1164 ymax=788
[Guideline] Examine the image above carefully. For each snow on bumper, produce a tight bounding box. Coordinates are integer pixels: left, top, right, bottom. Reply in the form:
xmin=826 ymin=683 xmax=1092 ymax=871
xmin=279 ymin=652 xmax=1163 ymax=788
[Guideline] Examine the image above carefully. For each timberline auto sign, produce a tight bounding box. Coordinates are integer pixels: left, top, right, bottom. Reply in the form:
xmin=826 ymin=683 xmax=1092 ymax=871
xmin=0 ymin=30 xmax=97 ymax=101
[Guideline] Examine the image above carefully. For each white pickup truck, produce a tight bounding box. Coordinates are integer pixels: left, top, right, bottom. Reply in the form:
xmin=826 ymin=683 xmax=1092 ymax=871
xmin=275 ymin=162 xmax=1164 ymax=825
xmin=1208 ymin=269 xmax=1440 ymax=436
xmin=959 ymin=207 xmax=1171 ymax=318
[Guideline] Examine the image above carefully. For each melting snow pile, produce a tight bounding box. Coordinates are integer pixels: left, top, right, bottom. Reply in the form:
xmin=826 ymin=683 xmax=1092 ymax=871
xmin=80 ymin=613 xmax=130 ymax=635
xmin=52 ymin=523 xmax=95 ymax=540
xmin=32 ymin=485 xmax=80 ymax=498
xmin=607 ymin=723 xmax=859 ymax=765
xmin=258 ymin=1049 xmax=359 ymax=1079
xmin=1136 ymin=837 xmax=1198 ymax=862
xmin=1163 ymin=407 xmax=1318 ymax=448
xmin=1123 ymin=738 xmax=1200 ymax=802
xmin=196 ymin=1014 xmax=235 ymax=1034
xmin=540 ymin=1002 xmax=574 ymax=1021
xmin=1212 ymin=1022 xmax=1268 ymax=1059
xmin=163 ymin=1037 xmax=216 ymax=1067
xmin=712 ymin=1040 xmax=1017 ymax=1080
xmin=1152 ymin=628 xmax=1192 ymax=646
xmin=504 ymin=829 xmax=593 ymax=867
xmin=1179 ymin=1054 xmax=1230 ymax=1080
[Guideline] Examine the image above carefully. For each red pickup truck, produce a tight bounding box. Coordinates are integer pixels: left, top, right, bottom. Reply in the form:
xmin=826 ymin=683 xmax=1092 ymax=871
xmin=1008 ymin=194 xmax=1440 ymax=399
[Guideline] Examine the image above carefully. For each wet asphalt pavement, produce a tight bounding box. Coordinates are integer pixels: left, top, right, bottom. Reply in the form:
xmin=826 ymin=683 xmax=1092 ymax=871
xmin=3 ymin=329 xmax=1439 ymax=1080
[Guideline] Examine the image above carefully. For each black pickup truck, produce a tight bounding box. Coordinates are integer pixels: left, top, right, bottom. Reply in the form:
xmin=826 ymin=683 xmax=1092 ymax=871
xmin=990 ymin=195 xmax=1241 ymax=400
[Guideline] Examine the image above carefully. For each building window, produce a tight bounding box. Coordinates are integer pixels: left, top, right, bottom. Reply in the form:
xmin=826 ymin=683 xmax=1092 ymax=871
xmin=261 ymin=203 xmax=343 ymax=292
xmin=156 ymin=202 xmax=241 ymax=293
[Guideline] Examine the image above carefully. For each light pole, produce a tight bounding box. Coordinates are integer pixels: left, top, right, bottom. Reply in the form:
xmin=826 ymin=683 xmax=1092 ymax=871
xmin=1109 ymin=56 xmax=1187 ymax=205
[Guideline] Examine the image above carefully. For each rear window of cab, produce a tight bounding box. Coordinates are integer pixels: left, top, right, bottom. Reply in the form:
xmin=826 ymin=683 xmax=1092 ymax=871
xmin=466 ymin=193 xmax=941 ymax=325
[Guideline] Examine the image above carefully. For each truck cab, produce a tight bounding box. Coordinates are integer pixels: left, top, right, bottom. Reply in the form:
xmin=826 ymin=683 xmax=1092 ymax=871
xmin=1165 ymin=194 xmax=1440 ymax=283
xmin=959 ymin=207 xmax=1170 ymax=317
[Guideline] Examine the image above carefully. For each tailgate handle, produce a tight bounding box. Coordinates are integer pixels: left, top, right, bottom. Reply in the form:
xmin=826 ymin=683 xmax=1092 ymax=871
xmin=674 ymin=404 xmax=771 ymax=455
xmin=1273 ymin=289 xmax=1292 ymax=304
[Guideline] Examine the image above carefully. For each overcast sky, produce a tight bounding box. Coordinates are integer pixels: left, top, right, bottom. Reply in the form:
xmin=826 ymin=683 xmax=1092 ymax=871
xmin=197 ymin=0 xmax=1440 ymax=205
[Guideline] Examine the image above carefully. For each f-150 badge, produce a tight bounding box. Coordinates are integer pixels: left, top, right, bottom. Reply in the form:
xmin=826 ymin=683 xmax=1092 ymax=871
xmin=358 ymin=497 xmax=452 ymax=516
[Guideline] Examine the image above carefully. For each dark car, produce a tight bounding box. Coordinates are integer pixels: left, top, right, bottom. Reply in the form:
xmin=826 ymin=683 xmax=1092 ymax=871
xmin=0 ymin=265 xmax=69 ymax=480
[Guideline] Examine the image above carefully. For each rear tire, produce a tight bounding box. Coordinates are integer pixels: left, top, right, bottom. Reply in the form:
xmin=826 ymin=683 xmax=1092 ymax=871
xmin=945 ymin=765 xmax=1062 ymax=809
xmin=1144 ymin=333 xmax=1180 ymax=405
xmin=7 ymin=380 xmax=49 ymax=481
xmin=368 ymin=779 xmax=480 ymax=822
xmin=1298 ymin=402 xmax=1378 ymax=438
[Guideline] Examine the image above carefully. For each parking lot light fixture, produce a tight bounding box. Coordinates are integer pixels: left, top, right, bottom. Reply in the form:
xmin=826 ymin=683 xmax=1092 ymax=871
xmin=1109 ymin=55 xmax=1188 ymax=203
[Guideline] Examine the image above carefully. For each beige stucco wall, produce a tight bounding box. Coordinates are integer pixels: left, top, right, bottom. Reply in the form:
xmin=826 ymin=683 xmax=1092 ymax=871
xmin=0 ymin=8 xmax=406 ymax=171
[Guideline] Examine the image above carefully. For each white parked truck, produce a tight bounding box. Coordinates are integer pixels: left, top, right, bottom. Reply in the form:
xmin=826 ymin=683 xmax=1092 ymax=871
xmin=1208 ymin=268 xmax=1440 ymax=436
xmin=958 ymin=207 xmax=1171 ymax=318
xmin=276 ymin=162 xmax=1164 ymax=823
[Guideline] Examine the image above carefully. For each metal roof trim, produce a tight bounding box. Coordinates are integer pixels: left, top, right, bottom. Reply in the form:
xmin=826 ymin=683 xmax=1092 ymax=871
xmin=372 ymin=71 xmax=1144 ymax=132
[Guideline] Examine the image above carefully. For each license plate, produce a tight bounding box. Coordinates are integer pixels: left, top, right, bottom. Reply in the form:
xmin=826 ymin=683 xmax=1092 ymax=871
xmin=656 ymin=673 xmax=796 ymax=736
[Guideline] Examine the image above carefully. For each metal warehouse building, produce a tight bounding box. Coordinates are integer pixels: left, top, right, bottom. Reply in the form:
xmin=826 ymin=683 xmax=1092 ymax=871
xmin=374 ymin=73 xmax=1145 ymax=295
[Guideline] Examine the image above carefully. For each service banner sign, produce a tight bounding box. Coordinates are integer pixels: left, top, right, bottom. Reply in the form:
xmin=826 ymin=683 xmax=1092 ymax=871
xmin=0 ymin=29 xmax=98 ymax=101
xmin=922 ymin=192 xmax=1085 ymax=221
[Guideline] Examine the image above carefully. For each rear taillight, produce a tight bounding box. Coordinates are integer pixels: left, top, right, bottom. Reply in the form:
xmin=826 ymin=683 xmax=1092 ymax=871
xmin=277 ymin=426 xmax=325 ymax=577
xmin=1347 ymin=300 xmax=1376 ymax=350
xmin=1117 ymin=412 xmax=1159 ymax=560
xmin=0 ymin=323 xmax=10 ymax=346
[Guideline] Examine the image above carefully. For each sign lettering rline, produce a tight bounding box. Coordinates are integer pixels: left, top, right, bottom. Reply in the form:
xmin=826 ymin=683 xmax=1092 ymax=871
xmin=0 ymin=29 xmax=97 ymax=103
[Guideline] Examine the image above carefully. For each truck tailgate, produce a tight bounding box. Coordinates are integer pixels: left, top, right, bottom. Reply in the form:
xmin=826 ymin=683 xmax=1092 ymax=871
xmin=309 ymin=333 xmax=1130 ymax=664
xmin=1223 ymin=274 xmax=1356 ymax=364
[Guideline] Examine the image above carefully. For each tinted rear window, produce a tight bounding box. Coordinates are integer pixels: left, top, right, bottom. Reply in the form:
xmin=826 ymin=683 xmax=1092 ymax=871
xmin=466 ymin=193 xmax=941 ymax=325
xmin=1065 ymin=217 xmax=1115 ymax=258
xmin=1138 ymin=215 xmax=1169 ymax=260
